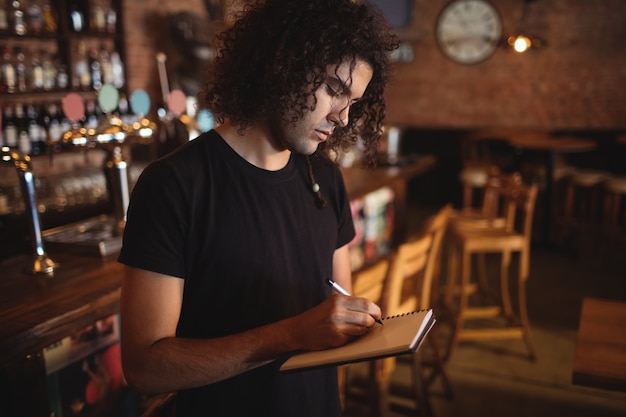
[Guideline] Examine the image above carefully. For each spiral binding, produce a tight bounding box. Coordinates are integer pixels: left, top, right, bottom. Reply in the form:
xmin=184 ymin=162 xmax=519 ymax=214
xmin=382 ymin=308 xmax=431 ymax=321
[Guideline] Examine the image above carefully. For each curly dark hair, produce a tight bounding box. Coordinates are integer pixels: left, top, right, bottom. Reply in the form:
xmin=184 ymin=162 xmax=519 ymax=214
xmin=201 ymin=0 xmax=398 ymax=166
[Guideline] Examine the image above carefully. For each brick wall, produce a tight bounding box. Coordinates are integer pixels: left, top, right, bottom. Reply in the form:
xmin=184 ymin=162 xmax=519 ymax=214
xmin=121 ymin=0 xmax=626 ymax=131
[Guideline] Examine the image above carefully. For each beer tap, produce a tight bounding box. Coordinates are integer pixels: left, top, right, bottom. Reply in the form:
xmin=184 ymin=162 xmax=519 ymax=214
xmin=1 ymin=146 xmax=60 ymax=276
xmin=60 ymin=86 xmax=155 ymax=237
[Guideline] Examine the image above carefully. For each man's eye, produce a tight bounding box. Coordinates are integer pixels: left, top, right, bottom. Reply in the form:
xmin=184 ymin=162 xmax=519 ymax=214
xmin=325 ymin=84 xmax=341 ymax=97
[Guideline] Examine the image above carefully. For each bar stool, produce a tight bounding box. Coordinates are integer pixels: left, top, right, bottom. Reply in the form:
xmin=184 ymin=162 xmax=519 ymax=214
xmin=459 ymin=163 xmax=493 ymax=209
xmin=443 ymin=175 xmax=539 ymax=362
xmin=602 ymin=175 xmax=626 ymax=256
xmin=557 ymin=169 xmax=610 ymax=252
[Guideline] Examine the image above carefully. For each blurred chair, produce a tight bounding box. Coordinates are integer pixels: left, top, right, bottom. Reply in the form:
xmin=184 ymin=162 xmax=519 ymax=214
xmin=602 ymin=175 xmax=626 ymax=259
xmin=453 ymin=165 xmax=508 ymax=229
xmin=459 ymin=163 xmax=493 ymax=209
xmin=340 ymin=257 xmax=391 ymax=411
xmin=443 ymin=174 xmax=538 ymax=362
xmin=345 ymin=204 xmax=452 ymax=417
xmin=447 ymin=169 xmax=520 ymax=300
xmin=556 ymin=169 xmax=609 ymax=252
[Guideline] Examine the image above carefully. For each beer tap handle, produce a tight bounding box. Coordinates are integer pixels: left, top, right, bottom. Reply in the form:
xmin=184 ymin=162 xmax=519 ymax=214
xmin=1 ymin=146 xmax=60 ymax=276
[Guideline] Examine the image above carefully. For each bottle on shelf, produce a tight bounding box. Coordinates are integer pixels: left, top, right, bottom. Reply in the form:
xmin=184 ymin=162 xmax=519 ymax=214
xmin=11 ymin=0 xmax=26 ymax=36
xmin=2 ymin=104 xmax=18 ymax=148
xmin=26 ymin=0 xmax=44 ymax=35
xmin=38 ymin=101 xmax=50 ymax=146
xmin=90 ymin=0 xmax=106 ymax=33
xmin=89 ymin=47 xmax=102 ymax=91
xmin=105 ymin=1 xmax=116 ymax=34
xmin=0 ymin=0 xmax=9 ymax=33
xmin=15 ymin=102 xmax=31 ymax=154
xmin=111 ymin=50 xmax=125 ymax=89
xmin=99 ymin=43 xmax=113 ymax=86
xmin=73 ymin=41 xmax=91 ymax=91
xmin=26 ymin=103 xmax=45 ymax=155
xmin=41 ymin=48 xmax=56 ymax=91
xmin=84 ymin=99 xmax=98 ymax=129
xmin=14 ymin=45 xmax=27 ymax=93
xmin=30 ymin=47 xmax=44 ymax=91
xmin=55 ymin=58 xmax=69 ymax=90
xmin=1 ymin=45 xmax=16 ymax=93
xmin=41 ymin=1 xmax=57 ymax=35
xmin=46 ymin=102 xmax=63 ymax=152
xmin=68 ymin=0 xmax=86 ymax=32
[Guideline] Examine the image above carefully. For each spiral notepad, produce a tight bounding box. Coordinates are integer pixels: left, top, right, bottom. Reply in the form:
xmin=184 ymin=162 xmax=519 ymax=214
xmin=280 ymin=309 xmax=435 ymax=372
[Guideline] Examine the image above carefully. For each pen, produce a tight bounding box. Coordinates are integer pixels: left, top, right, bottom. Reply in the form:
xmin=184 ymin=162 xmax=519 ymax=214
xmin=326 ymin=279 xmax=383 ymax=326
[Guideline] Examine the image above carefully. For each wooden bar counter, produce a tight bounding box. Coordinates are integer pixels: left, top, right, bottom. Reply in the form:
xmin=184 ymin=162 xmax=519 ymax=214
xmin=0 ymin=154 xmax=435 ymax=416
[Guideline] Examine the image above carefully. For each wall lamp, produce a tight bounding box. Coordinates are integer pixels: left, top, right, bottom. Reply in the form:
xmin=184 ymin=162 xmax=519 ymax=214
xmin=507 ymin=34 xmax=545 ymax=53
xmin=507 ymin=0 xmax=546 ymax=53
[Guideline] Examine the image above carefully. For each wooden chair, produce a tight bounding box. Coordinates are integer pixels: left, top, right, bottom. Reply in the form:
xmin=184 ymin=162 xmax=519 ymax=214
xmin=341 ymin=257 xmax=391 ymax=412
xmin=446 ymin=170 xmax=521 ymax=301
xmin=452 ymin=166 xmax=509 ymax=229
xmin=443 ymin=175 xmax=538 ymax=362
xmin=346 ymin=204 xmax=452 ymax=417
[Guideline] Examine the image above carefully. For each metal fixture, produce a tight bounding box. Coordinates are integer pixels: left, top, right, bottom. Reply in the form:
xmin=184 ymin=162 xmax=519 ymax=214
xmin=1 ymin=146 xmax=60 ymax=276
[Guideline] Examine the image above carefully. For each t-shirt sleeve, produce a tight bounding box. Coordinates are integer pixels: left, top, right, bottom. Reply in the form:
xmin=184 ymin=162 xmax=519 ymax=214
xmin=117 ymin=161 xmax=188 ymax=278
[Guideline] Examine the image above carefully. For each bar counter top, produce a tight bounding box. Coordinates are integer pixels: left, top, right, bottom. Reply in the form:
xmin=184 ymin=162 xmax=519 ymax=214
xmin=0 ymin=252 xmax=123 ymax=367
xmin=0 ymin=154 xmax=436 ymax=368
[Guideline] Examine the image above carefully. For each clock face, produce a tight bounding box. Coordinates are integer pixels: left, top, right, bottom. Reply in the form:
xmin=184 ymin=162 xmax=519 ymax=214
xmin=436 ymin=0 xmax=502 ymax=64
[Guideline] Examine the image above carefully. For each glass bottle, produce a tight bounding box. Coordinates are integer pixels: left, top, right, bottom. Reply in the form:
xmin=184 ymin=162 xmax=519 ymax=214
xmin=90 ymin=0 xmax=106 ymax=33
xmin=26 ymin=0 xmax=43 ymax=35
xmin=89 ymin=47 xmax=102 ymax=90
xmin=31 ymin=48 xmax=44 ymax=91
xmin=68 ymin=1 xmax=85 ymax=32
xmin=14 ymin=46 xmax=27 ymax=93
xmin=56 ymin=61 xmax=68 ymax=90
xmin=105 ymin=0 xmax=116 ymax=34
xmin=41 ymin=49 xmax=56 ymax=91
xmin=1 ymin=45 xmax=16 ymax=93
xmin=74 ymin=41 xmax=91 ymax=91
xmin=15 ymin=103 xmax=31 ymax=155
xmin=11 ymin=0 xmax=26 ymax=35
xmin=111 ymin=50 xmax=124 ymax=89
xmin=26 ymin=103 xmax=45 ymax=155
xmin=46 ymin=102 xmax=63 ymax=151
xmin=99 ymin=43 xmax=113 ymax=85
xmin=0 ymin=0 xmax=9 ymax=33
xmin=2 ymin=104 xmax=18 ymax=148
xmin=41 ymin=1 xmax=57 ymax=35
xmin=84 ymin=99 xmax=98 ymax=129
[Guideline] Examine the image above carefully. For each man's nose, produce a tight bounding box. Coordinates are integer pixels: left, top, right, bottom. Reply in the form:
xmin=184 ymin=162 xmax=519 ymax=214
xmin=329 ymin=99 xmax=349 ymax=127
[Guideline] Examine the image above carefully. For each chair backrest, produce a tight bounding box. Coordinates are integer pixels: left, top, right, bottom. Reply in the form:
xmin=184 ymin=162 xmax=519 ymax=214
xmin=479 ymin=169 xmax=522 ymax=219
xmin=351 ymin=257 xmax=390 ymax=303
xmin=383 ymin=204 xmax=452 ymax=316
xmin=499 ymin=176 xmax=539 ymax=241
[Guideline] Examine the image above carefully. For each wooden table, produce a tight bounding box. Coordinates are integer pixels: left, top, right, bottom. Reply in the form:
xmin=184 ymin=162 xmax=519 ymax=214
xmin=505 ymin=133 xmax=597 ymax=245
xmin=573 ymin=297 xmax=626 ymax=392
xmin=341 ymin=154 xmax=436 ymax=249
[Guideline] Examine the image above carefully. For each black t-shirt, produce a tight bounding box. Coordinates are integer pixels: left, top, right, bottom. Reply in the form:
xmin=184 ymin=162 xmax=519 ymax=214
xmin=118 ymin=130 xmax=355 ymax=417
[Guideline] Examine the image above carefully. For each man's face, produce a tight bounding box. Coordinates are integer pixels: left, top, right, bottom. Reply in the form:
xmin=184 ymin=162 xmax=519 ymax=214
xmin=272 ymin=59 xmax=374 ymax=155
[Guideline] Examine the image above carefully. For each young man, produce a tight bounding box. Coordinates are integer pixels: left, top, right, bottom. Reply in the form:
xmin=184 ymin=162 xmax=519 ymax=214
xmin=118 ymin=1 xmax=397 ymax=415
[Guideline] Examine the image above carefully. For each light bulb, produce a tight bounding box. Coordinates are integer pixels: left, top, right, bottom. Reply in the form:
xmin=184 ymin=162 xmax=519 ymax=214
xmin=510 ymin=35 xmax=532 ymax=53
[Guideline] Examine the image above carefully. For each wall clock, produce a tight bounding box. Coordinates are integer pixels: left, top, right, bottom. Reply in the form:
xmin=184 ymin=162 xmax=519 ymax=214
xmin=436 ymin=0 xmax=502 ymax=64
